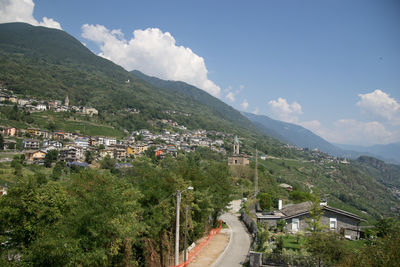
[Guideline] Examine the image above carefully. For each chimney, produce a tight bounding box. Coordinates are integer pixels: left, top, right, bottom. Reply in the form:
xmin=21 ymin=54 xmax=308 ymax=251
xmin=278 ymin=199 xmax=283 ymax=210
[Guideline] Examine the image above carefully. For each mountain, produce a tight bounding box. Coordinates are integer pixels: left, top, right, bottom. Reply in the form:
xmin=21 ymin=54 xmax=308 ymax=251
xmin=355 ymin=156 xmax=400 ymax=189
xmin=131 ymin=70 xmax=257 ymax=135
xmin=0 ymin=22 xmax=286 ymax=155
xmin=244 ymin=112 xmax=353 ymax=155
xmin=336 ymin=143 xmax=400 ymax=164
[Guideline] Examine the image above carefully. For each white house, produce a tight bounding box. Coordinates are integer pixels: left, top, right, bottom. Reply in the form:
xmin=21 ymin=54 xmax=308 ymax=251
xmin=36 ymin=104 xmax=47 ymax=111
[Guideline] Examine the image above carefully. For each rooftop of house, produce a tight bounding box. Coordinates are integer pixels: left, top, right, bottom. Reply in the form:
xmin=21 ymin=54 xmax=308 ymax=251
xmin=280 ymin=201 xmax=313 ymax=218
xmin=256 ymin=201 xmax=366 ymax=221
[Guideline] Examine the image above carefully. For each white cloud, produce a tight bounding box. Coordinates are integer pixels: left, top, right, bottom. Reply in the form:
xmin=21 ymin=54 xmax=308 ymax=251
xmin=226 ymin=92 xmax=235 ymax=102
xmin=357 ymin=89 xmax=400 ymax=124
xmin=241 ymin=99 xmax=249 ymax=110
xmin=268 ymin=97 xmax=303 ymax=123
xmin=224 ymin=85 xmax=243 ymax=102
xmin=320 ymin=119 xmax=399 ymax=145
xmin=253 ymin=107 xmax=259 ymax=115
xmin=300 ymin=120 xmax=321 ymax=133
xmin=0 ymin=0 xmax=61 ymax=29
xmin=81 ymin=24 xmax=221 ymax=97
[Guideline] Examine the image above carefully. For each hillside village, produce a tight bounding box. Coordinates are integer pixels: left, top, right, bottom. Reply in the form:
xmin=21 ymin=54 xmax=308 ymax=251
xmin=0 ymin=87 xmax=231 ymax=165
xmin=0 ymin=87 xmax=358 ymax=168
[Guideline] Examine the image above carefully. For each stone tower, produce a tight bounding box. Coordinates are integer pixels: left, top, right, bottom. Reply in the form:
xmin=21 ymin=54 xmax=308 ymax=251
xmin=65 ymin=95 xmax=69 ymax=107
xmin=233 ymin=135 xmax=240 ymax=155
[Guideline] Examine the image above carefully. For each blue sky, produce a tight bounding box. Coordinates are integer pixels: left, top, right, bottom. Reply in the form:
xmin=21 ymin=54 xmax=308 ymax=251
xmin=1 ymin=0 xmax=399 ymax=146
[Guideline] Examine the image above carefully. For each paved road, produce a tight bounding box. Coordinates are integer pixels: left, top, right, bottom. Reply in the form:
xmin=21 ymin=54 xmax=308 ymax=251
xmin=211 ymin=201 xmax=251 ymax=267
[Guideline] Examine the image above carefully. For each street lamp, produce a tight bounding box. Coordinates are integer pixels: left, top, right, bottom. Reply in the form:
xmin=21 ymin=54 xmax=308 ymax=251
xmin=175 ymin=186 xmax=194 ymax=265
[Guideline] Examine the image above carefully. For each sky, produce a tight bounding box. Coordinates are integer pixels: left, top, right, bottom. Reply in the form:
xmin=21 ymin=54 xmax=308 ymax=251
xmin=0 ymin=0 xmax=399 ymax=146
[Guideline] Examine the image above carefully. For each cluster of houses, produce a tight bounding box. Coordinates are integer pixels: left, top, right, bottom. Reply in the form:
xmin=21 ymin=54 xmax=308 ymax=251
xmin=1 ymin=125 xmax=228 ymax=164
xmin=0 ymin=88 xmax=98 ymax=116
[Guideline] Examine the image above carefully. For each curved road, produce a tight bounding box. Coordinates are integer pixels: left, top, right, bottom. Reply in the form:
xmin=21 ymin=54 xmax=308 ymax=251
xmin=211 ymin=202 xmax=251 ymax=267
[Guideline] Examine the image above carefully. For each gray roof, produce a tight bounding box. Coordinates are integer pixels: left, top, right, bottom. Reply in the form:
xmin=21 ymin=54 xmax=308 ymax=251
xmin=280 ymin=201 xmax=313 ymax=217
xmin=280 ymin=201 xmax=365 ymax=221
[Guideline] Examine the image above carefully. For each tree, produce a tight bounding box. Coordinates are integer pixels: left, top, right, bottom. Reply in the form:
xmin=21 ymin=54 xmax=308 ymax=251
xmin=306 ymin=232 xmax=347 ymax=267
xmin=276 ymin=219 xmax=287 ymax=232
xmin=46 ymin=121 xmax=56 ymax=132
xmin=0 ymin=177 xmax=68 ymax=250
xmin=52 ymin=161 xmax=66 ymax=180
xmin=100 ymin=155 xmax=116 ymax=170
xmin=0 ymin=134 xmax=4 ymax=150
xmin=257 ymin=192 xmax=272 ymax=211
xmin=11 ymin=155 xmax=23 ymax=176
xmin=306 ymin=197 xmax=326 ymax=233
xmin=56 ymin=170 xmax=145 ymax=266
xmin=256 ymin=223 xmax=270 ymax=252
xmin=374 ymin=217 xmax=398 ymax=238
xmin=289 ymin=190 xmax=313 ymax=203
xmin=44 ymin=149 xmax=59 ymax=168
xmin=85 ymin=150 xmax=94 ymax=164
xmin=273 ymin=236 xmax=284 ymax=254
xmin=339 ymin=219 xmax=400 ymax=267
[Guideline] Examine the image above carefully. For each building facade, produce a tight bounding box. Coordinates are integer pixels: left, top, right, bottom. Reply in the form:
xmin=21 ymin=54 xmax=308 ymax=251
xmin=228 ymin=136 xmax=249 ymax=166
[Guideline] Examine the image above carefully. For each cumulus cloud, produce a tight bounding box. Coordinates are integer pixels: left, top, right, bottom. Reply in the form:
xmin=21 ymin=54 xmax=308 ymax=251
xmin=226 ymin=92 xmax=235 ymax=102
xmin=241 ymin=99 xmax=249 ymax=110
xmin=357 ymin=89 xmax=400 ymax=124
xmin=253 ymin=107 xmax=259 ymax=115
xmin=81 ymin=24 xmax=221 ymax=97
xmin=268 ymin=97 xmax=303 ymax=123
xmin=0 ymin=0 xmax=61 ymax=29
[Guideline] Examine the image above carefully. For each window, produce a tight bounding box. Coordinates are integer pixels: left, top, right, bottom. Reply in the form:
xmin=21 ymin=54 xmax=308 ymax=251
xmin=292 ymin=218 xmax=299 ymax=231
xmin=330 ymin=218 xmax=337 ymax=230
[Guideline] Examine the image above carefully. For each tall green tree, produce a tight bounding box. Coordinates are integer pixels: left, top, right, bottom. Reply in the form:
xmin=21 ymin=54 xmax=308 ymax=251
xmin=44 ymin=149 xmax=59 ymax=168
xmin=0 ymin=177 xmax=68 ymax=250
xmin=306 ymin=197 xmax=326 ymax=233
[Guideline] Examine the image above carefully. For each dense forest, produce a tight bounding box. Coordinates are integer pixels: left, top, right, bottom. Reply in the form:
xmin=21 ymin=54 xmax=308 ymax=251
xmin=0 ymin=153 xmax=233 ymax=266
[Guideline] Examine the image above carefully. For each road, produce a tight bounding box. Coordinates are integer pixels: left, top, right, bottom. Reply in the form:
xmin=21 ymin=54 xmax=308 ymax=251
xmin=211 ymin=201 xmax=251 ymax=267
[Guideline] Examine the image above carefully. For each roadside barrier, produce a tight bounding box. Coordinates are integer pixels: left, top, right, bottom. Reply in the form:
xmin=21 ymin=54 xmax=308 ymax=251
xmin=171 ymin=220 xmax=222 ymax=267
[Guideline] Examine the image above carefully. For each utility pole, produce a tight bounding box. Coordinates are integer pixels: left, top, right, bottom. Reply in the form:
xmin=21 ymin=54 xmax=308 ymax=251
xmin=174 ymin=186 xmax=193 ymax=266
xmin=254 ymin=148 xmax=258 ymax=198
xmin=184 ymin=205 xmax=189 ymax=263
xmin=175 ymin=190 xmax=181 ymax=266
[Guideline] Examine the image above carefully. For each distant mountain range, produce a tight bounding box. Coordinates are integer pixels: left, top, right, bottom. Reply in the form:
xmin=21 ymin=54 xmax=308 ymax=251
xmin=244 ymin=112 xmax=400 ymax=164
xmin=336 ymin=143 xmax=400 ymax=165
